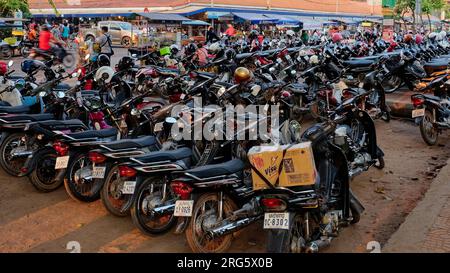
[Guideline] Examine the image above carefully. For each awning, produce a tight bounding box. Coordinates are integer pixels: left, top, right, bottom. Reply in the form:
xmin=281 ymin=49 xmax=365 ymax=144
xmin=232 ymin=12 xmax=278 ymax=24
xmin=207 ymin=12 xmax=231 ymax=19
xmin=264 ymin=14 xmax=300 ymax=26
xmin=136 ymin=12 xmax=190 ymax=22
xmin=182 ymin=20 xmax=210 ymax=26
xmin=333 ymin=18 xmax=359 ymax=25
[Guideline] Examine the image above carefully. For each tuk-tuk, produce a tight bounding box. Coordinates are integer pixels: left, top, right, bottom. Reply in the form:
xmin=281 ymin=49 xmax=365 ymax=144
xmin=0 ymin=17 xmax=30 ymax=59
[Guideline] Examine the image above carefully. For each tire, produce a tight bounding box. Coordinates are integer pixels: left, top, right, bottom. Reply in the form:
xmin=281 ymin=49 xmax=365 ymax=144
xmin=420 ymin=109 xmax=439 ymax=146
xmin=382 ymin=75 xmax=402 ymax=93
xmin=266 ymin=229 xmax=291 ymax=253
xmin=20 ymin=47 xmax=30 ymax=58
xmin=64 ymin=152 xmax=102 ymax=202
xmin=130 ymin=176 xmax=177 ymax=235
xmin=1 ymin=46 xmax=12 ymax=59
xmin=0 ymin=133 xmax=30 ymax=177
xmin=28 ymin=148 xmax=63 ymax=192
xmin=374 ymin=156 xmax=385 ymax=169
xmin=100 ymin=164 xmax=131 ymax=217
xmin=185 ymin=193 xmax=238 ymax=253
xmin=121 ymin=36 xmax=131 ymax=48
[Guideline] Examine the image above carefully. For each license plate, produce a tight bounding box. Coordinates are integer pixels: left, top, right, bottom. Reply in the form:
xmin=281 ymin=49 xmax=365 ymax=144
xmin=154 ymin=122 xmax=164 ymax=132
xmin=174 ymin=200 xmax=194 ymax=217
xmin=263 ymin=212 xmax=290 ymax=229
xmin=121 ymin=181 xmax=136 ymax=194
xmin=55 ymin=156 xmax=70 ymax=169
xmin=92 ymin=166 xmax=106 ymax=179
xmin=412 ymin=108 xmax=425 ymax=118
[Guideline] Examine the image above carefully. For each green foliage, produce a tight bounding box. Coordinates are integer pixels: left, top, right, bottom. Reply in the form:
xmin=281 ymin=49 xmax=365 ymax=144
xmin=422 ymin=0 xmax=445 ymax=14
xmin=0 ymin=0 xmax=29 ymax=17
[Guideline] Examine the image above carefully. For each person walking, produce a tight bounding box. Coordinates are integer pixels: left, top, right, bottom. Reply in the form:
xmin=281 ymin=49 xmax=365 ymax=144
xmin=206 ymin=26 xmax=219 ymax=44
xmin=95 ymin=26 xmax=114 ymax=57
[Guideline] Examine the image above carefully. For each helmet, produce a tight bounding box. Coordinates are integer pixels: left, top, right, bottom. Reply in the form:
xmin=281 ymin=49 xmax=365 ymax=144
xmin=440 ymin=31 xmax=447 ymax=39
xmin=331 ymin=32 xmax=343 ymax=43
xmin=21 ymin=59 xmax=46 ymax=74
xmin=401 ymin=50 xmax=414 ymax=61
xmin=94 ymin=66 xmax=114 ymax=83
xmin=248 ymin=30 xmax=259 ymax=39
xmin=415 ymin=34 xmax=423 ymax=45
xmin=225 ymin=48 xmax=236 ymax=61
xmin=117 ymin=56 xmax=133 ymax=71
xmin=0 ymin=62 xmax=7 ymax=76
xmin=208 ymin=42 xmax=222 ymax=53
xmin=404 ymin=34 xmax=413 ymax=43
xmin=97 ymin=54 xmax=110 ymax=67
xmin=185 ymin=43 xmax=197 ymax=55
xmin=170 ymin=44 xmax=180 ymax=55
xmin=286 ymin=30 xmax=295 ymax=37
xmin=234 ymin=67 xmax=252 ymax=83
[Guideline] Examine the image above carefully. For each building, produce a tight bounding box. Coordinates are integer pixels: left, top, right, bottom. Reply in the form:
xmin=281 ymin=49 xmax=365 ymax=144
xmin=29 ymin=0 xmax=383 ymax=19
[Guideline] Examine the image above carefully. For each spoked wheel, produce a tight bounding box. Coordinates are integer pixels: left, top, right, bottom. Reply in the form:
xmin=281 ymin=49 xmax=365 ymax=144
xmin=382 ymin=75 xmax=402 ymax=93
xmin=420 ymin=110 xmax=439 ymax=146
xmin=64 ymin=153 xmax=101 ymax=202
xmin=0 ymin=133 xmax=35 ymax=177
xmin=100 ymin=165 xmax=132 ymax=216
xmin=62 ymin=53 xmax=75 ymax=68
xmin=185 ymin=193 xmax=237 ymax=253
xmin=130 ymin=176 xmax=177 ymax=235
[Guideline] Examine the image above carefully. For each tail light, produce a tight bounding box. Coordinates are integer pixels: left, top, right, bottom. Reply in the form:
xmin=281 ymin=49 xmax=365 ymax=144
xmin=411 ymin=96 xmax=425 ymax=107
xmin=53 ymin=141 xmax=69 ymax=156
xmin=171 ymin=181 xmax=193 ymax=200
xmin=118 ymin=165 xmax=137 ymax=178
xmin=260 ymin=197 xmax=287 ymax=212
xmin=88 ymin=152 xmax=107 ymax=164
xmin=189 ymin=71 xmax=198 ymax=79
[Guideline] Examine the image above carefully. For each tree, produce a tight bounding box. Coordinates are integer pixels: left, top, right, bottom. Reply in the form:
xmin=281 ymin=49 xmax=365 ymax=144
xmin=48 ymin=0 xmax=60 ymax=17
xmin=0 ymin=0 xmax=29 ymax=17
xmin=422 ymin=0 xmax=446 ymax=30
xmin=394 ymin=0 xmax=416 ymax=31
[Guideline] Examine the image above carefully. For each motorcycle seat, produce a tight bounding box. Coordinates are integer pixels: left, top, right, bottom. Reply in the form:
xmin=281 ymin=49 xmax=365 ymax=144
xmin=0 ymin=105 xmax=30 ymax=114
xmin=34 ymin=119 xmax=88 ymax=131
xmin=55 ymin=83 xmax=70 ymax=91
xmin=67 ymin=127 xmax=118 ymax=140
xmin=423 ymin=94 xmax=442 ymax=101
xmin=235 ymin=53 xmax=254 ymax=61
xmin=101 ymin=135 xmax=157 ymax=151
xmin=133 ymin=147 xmax=192 ymax=163
xmin=285 ymin=83 xmax=308 ymax=94
xmin=184 ymin=159 xmax=244 ymax=179
xmin=343 ymin=59 xmax=374 ymax=68
xmin=424 ymin=61 xmax=448 ymax=75
xmin=0 ymin=113 xmax=54 ymax=123
xmin=195 ymin=71 xmax=216 ymax=78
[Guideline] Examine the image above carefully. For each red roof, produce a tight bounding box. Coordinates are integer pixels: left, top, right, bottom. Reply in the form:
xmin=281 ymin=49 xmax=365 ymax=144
xmin=29 ymin=0 xmax=382 ymax=16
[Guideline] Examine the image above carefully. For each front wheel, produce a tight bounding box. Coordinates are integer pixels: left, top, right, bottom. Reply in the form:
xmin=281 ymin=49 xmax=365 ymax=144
xmin=130 ymin=176 xmax=177 ymax=235
xmin=420 ymin=109 xmax=439 ymax=145
xmin=185 ymin=193 xmax=237 ymax=253
xmin=20 ymin=47 xmax=30 ymax=58
xmin=121 ymin=36 xmax=131 ymax=48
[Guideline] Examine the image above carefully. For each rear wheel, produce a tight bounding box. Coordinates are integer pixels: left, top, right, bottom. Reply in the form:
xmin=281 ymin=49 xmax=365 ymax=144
xmin=185 ymin=193 xmax=237 ymax=253
xmin=420 ymin=109 xmax=439 ymax=145
xmin=64 ymin=152 xmax=102 ymax=202
xmin=382 ymin=75 xmax=402 ymax=93
xmin=121 ymin=36 xmax=131 ymax=48
xmin=100 ymin=165 xmax=132 ymax=216
xmin=130 ymin=176 xmax=177 ymax=235
xmin=0 ymin=133 xmax=30 ymax=176
xmin=28 ymin=148 xmax=62 ymax=192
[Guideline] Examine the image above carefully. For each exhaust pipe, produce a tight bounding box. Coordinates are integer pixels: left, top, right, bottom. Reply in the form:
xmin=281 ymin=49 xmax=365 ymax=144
xmin=305 ymin=238 xmax=331 ymax=253
xmin=11 ymin=150 xmax=33 ymax=158
xmin=205 ymin=215 xmax=262 ymax=239
xmin=151 ymin=202 xmax=175 ymax=216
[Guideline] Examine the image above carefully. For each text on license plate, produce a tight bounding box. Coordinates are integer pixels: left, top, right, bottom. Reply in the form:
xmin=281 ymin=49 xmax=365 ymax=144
xmin=412 ymin=108 xmax=425 ymax=118
xmin=121 ymin=181 xmax=136 ymax=194
xmin=55 ymin=156 xmax=70 ymax=169
xmin=174 ymin=200 xmax=194 ymax=217
xmin=92 ymin=166 xmax=106 ymax=179
xmin=263 ymin=212 xmax=290 ymax=229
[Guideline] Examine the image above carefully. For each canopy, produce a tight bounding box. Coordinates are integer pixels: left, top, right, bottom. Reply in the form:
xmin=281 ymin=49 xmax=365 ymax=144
xmin=182 ymin=20 xmax=210 ymax=26
xmin=136 ymin=12 xmax=190 ymax=22
xmin=232 ymin=12 xmax=278 ymax=24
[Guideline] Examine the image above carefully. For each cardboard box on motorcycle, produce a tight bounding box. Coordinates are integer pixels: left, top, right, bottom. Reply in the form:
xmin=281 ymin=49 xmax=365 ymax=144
xmin=248 ymin=142 xmax=317 ymax=190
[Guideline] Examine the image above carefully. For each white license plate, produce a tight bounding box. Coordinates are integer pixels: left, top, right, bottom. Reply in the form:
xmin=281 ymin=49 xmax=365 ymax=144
xmin=121 ymin=181 xmax=136 ymax=194
xmin=55 ymin=156 xmax=70 ymax=169
xmin=263 ymin=212 xmax=290 ymax=229
xmin=92 ymin=166 xmax=106 ymax=179
xmin=154 ymin=122 xmax=164 ymax=132
xmin=174 ymin=200 xmax=194 ymax=217
xmin=412 ymin=108 xmax=425 ymax=118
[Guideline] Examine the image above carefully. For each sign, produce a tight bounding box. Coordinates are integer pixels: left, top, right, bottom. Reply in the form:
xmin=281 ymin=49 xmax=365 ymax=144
xmin=361 ymin=22 xmax=373 ymax=27
xmin=383 ymin=19 xmax=394 ymax=26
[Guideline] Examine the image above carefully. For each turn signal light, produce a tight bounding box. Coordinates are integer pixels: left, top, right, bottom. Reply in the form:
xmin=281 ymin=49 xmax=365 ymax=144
xmin=118 ymin=165 xmax=137 ymax=178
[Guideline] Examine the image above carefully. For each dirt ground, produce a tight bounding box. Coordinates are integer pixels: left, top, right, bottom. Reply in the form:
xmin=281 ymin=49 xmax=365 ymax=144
xmin=0 ymin=118 xmax=449 ymax=253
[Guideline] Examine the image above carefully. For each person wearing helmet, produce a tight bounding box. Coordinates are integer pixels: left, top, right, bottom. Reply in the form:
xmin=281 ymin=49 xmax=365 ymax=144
xmin=170 ymin=44 xmax=180 ymax=58
xmin=234 ymin=67 xmax=252 ymax=84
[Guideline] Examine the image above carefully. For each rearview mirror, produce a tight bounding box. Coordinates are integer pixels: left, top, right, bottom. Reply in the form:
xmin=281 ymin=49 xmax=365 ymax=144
xmin=71 ymin=72 xmax=79 ymax=78
xmin=8 ymin=60 xmax=13 ymax=67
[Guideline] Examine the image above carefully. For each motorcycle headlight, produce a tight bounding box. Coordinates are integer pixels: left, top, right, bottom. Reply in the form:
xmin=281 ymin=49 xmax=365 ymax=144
xmin=217 ymin=86 xmax=226 ymax=97
xmin=56 ymin=91 xmax=65 ymax=99
xmin=131 ymin=108 xmax=141 ymax=116
xmin=290 ymin=70 xmax=297 ymax=75
xmin=38 ymin=91 xmax=46 ymax=97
